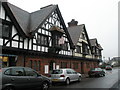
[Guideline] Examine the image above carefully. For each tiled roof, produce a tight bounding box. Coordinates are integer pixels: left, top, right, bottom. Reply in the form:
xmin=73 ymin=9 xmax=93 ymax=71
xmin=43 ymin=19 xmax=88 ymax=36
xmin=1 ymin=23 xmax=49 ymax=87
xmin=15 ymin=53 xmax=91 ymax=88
xmin=5 ymin=2 xmax=57 ymax=36
xmin=30 ymin=5 xmax=57 ymax=33
xmin=67 ymin=24 xmax=84 ymax=44
xmin=90 ymin=38 xmax=103 ymax=50
xmin=90 ymin=38 xmax=97 ymax=46
xmin=7 ymin=2 xmax=30 ymax=36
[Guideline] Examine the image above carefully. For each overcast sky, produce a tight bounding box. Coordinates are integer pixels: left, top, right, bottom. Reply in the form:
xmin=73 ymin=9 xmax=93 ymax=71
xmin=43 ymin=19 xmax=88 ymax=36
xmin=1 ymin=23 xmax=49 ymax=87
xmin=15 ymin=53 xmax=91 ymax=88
xmin=8 ymin=0 xmax=119 ymax=60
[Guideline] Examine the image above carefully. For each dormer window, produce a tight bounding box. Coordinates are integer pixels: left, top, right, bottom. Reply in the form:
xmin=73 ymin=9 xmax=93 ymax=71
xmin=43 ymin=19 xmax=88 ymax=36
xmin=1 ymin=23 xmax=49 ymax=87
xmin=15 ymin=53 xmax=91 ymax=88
xmin=82 ymin=42 xmax=89 ymax=55
xmin=48 ymin=25 xmax=65 ymax=53
xmin=81 ymin=33 xmax=85 ymax=40
xmin=50 ymin=26 xmax=64 ymax=47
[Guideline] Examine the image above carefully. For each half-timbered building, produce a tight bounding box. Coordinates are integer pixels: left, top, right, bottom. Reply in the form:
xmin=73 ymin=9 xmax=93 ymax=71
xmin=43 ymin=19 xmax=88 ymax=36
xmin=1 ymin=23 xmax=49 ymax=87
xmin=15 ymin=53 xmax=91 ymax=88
xmin=90 ymin=38 xmax=103 ymax=60
xmin=67 ymin=19 xmax=103 ymax=73
xmin=68 ymin=19 xmax=92 ymax=58
xmin=0 ymin=1 xmax=103 ymax=75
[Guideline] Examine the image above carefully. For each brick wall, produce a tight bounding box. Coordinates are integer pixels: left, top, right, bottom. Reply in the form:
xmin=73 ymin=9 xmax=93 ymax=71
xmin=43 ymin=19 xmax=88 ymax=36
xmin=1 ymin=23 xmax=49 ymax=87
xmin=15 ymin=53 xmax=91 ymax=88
xmin=16 ymin=55 xmax=99 ymax=76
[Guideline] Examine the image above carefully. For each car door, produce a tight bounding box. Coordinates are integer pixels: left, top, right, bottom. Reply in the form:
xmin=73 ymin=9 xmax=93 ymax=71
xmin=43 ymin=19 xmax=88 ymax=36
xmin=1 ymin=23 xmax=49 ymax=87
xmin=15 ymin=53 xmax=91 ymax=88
xmin=24 ymin=67 xmax=43 ymax=88
xmin=66 ymin=69 xmax=74 ymax=81
xmin=10 ymin=67 xmax=29 ymax=89
xmin=71 ymin=69 xmax=79 ymax=81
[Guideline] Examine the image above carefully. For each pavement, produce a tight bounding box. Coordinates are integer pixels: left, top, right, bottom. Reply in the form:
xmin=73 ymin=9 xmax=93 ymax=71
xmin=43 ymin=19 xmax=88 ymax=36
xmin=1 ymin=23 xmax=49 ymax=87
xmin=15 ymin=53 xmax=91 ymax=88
xmin=81 ymin=74 xmax=89 ymax=78
xmin=111 ymin=80 xmax=120 ymax=90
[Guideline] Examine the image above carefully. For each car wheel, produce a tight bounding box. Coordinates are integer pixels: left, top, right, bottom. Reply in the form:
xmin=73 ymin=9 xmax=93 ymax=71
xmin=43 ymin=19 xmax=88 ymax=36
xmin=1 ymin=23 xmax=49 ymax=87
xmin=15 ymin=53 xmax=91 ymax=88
xmin=103 ymin=73 xmax=105 ymax=76
xmin=89 ymin=75 xmax=92 ymax=77
xmin=78 ymin=76 xmax=81 ymax=82
xmin=65 ymin=78 xmax=70 ymax=85
xmin=41 ymin=82 xmax=49 ymax=90
xmin=3 ymin=86 xmax=15 ymax=90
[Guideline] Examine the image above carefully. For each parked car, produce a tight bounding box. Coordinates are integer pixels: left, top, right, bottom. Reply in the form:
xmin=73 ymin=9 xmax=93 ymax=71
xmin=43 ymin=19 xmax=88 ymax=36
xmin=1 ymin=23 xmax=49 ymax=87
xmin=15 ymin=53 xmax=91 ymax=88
xmin=0 ymin=67 xmax=51 ymax=90
xmin=105 ymin=65 xmax=112 ymax=70
xmin=88 ymin=68 xmax=105 ymax=77
xmin=49 ymin=68 xmax=82 ymax=85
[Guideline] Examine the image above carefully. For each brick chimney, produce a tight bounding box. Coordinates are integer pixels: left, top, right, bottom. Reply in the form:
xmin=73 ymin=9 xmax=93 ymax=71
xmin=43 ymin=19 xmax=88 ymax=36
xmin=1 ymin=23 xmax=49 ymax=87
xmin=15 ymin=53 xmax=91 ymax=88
xmin=68 ymin=19 xmax=78 ymax=27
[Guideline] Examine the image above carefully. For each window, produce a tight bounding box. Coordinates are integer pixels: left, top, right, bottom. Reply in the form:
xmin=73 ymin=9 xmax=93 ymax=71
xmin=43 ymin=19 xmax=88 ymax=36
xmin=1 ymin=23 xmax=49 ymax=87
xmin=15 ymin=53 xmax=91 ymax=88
xmin=62 ymin=42 xmax=68 ymax=50
xmin=24 ymin=68 xmax=38 ymax=77
xmin=82 ymin=42 xmax=89 ymax=54
xmin=86 ymin=62 xmax=90 ymax=68
xmin=76 ymin=46 xmax=81 ymax=53
xmin=4 ymin=69 xmax=10 ymax=75
xmin=11 ymin=68 xmax=24 ymax=76
xmin=51 ymin=70 xmax=63 ymax=74
xmin=29 ymin=60 xmax=33 ymax=68
xmin=37 ymin=34 xmax=48 ymax=46
xmin=81 ymin=33 xmax=85 ymax=40
xmin=34 ymin=61 xmax=37 ymax=71
xmin=61 ymin=62 xmax=67 ymax=68
xmin=73 ymin=62 xmax=78 ymax=69
xmin=66 ymin=70 xmax=72 ymax=74
xmin=55 ymin=35 xmax=59 ymax=45
xmin=38 ymin=61 xmax=41 ymax=71
xmin=0 ymin=20 xmax=12 ymax=38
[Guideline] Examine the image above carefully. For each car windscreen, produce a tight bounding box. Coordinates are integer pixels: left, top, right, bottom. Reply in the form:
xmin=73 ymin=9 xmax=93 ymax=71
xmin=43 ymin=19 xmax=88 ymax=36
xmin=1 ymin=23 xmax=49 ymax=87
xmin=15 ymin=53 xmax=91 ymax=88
xmin=51 ymin=70 xmax=63 ymax=74
xmin=106 ymin=66 xmax=111 ymax=67
xmin=91 ymin=68 xmax=102 ymax=71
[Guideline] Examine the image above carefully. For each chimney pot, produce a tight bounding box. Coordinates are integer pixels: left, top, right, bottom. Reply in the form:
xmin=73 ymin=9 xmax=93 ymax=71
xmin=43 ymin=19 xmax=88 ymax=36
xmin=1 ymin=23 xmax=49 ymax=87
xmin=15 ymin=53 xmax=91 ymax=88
xmin=68 ymin=19 xmax=78 ymax=27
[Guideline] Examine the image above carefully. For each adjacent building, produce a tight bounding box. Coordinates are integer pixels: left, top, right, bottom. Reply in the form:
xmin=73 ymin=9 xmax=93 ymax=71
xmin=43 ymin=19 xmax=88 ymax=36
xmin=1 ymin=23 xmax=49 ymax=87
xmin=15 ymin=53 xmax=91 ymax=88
xmin=0 ymin=1 xmax=103 ymax=75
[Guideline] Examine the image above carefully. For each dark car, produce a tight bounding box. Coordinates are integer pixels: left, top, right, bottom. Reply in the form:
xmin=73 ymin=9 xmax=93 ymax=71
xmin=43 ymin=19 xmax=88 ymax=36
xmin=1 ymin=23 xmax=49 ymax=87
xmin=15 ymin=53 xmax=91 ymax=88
xmin=105 ymin=66 xmax=112 ymax=70
xmin=88 ymin=68 xmax=105 ymax=77
xmin=0 ymin=67 xmax=51 ymax=90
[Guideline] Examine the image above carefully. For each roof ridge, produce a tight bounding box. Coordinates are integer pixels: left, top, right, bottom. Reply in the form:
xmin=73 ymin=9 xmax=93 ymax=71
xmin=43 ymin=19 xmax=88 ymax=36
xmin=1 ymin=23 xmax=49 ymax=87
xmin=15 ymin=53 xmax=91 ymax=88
xmin=7 ymin=2 xmax=30 ymax=14
xmin=40 ymin=4 xmax=56 ymax=9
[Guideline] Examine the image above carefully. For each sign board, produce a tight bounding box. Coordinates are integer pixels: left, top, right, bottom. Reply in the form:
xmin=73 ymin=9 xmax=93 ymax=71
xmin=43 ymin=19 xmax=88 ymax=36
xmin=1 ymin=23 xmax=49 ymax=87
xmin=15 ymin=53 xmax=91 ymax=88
xmin=3 ymin=57 xmax=8 ymax=62
xmin=44 ymin=65 xmax=49 ymax=74
xmin=56 ymin=65 xmax=59 ymax=69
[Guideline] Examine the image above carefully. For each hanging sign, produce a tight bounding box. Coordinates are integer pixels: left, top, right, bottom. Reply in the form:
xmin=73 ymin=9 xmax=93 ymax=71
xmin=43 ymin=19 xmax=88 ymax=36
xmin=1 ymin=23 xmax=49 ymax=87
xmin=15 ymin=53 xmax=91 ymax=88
xmin=3 ymin=57 xmax=8 ymax=62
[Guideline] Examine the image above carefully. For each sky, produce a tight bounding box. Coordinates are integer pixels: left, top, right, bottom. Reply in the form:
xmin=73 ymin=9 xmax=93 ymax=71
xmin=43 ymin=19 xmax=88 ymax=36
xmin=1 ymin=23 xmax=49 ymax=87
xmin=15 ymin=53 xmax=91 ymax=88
xmin=8 ymin=0 xmax=119 ymax=60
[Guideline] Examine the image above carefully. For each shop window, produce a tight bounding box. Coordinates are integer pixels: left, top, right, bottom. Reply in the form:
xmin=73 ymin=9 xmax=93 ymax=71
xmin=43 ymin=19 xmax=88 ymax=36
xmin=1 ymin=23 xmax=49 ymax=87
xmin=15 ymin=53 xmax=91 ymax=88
xmin=86 ymin=62 xmax=90 ymax=68
xmin=61 ymin=62 xmax=67 ymax=68
xmin=38 ymin=61 xmax=41 ymax=71
xmin=73 ymin=62 xmax=78 ymax=69
xmin=34 ymin=61 xmax=37 ymax=71
xmin=29 ymin=60 xmax=33 ymax=68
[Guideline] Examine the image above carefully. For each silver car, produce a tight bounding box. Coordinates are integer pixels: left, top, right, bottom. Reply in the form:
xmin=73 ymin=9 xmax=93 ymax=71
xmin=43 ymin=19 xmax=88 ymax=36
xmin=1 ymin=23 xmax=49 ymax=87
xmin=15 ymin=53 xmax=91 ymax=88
xmin=49 ymin=68 xmax=82 ymax=85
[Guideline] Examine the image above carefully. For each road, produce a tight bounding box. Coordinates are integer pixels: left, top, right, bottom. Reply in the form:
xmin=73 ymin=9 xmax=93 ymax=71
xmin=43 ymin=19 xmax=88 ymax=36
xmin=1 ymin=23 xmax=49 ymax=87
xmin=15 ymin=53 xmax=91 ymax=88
xmin=50 ymin=68 xmax=119 ymax=89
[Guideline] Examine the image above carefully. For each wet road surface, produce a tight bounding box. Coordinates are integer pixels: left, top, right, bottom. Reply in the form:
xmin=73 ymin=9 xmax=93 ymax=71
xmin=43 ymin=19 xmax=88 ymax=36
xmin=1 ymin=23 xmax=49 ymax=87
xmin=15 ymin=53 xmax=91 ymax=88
xmin=50 ymin=68 xmax=119 ymax=89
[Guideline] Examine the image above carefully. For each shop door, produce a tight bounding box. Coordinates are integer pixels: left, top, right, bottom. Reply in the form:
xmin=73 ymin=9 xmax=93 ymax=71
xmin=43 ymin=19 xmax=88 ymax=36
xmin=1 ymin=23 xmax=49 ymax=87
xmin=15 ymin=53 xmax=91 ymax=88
xmin=9 ymin=57 xmax=16 ymax=66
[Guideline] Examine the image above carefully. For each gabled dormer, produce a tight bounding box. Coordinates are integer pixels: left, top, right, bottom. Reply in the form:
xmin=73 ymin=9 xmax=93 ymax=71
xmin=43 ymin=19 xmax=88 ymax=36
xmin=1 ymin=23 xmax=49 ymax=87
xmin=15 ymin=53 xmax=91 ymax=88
xmin=90 ymin=38 xmax=103 ymax=59
xmin=67 ymin=19 xmax=92 ymax=58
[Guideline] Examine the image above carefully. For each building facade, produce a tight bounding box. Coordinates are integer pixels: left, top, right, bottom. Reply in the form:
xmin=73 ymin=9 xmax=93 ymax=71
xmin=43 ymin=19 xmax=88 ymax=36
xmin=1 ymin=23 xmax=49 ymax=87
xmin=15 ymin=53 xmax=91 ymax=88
xmin=0 ymin=1 xmax=103 ymax=75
